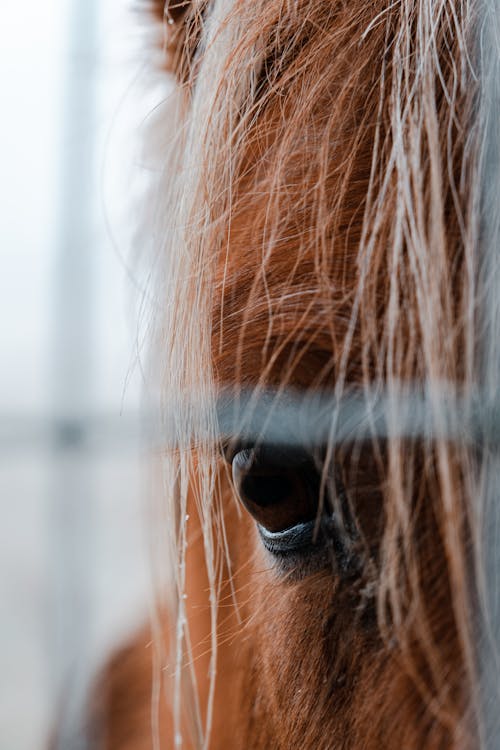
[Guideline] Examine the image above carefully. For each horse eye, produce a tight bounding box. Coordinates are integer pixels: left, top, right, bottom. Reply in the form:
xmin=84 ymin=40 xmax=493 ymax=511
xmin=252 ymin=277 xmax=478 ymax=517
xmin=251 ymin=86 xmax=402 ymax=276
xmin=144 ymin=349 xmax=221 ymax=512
xmin=230 ymin=444 xmax=322 ymax=534
xmin=226 ymin=442 xmax=362 ymax=576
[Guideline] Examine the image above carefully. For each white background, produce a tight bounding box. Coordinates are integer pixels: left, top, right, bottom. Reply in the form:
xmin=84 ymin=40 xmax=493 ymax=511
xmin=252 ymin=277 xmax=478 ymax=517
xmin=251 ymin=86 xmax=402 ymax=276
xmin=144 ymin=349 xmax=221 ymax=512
xmin=0 ymin=3 xmax=165 ymax=747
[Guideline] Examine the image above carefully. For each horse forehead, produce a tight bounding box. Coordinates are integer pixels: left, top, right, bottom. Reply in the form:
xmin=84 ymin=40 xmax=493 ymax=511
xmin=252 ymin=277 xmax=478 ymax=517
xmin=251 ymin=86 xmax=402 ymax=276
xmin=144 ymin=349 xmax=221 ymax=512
xmin=212 ymin=90 xmax=376 ymax=305
xmin=211 ymin=186 xmax=365 ymax=385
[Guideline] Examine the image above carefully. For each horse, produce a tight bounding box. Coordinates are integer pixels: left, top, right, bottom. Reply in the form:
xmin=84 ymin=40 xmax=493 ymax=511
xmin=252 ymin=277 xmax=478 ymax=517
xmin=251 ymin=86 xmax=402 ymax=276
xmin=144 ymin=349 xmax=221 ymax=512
xmin=82 ymin=0 xmax=500 ymax=747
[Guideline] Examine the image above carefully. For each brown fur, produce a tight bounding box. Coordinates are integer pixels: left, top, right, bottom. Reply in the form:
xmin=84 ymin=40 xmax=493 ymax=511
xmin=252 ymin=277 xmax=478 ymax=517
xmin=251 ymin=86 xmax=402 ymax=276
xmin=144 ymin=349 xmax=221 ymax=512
xmin=89 ymin=0 xmax=483 ymax=747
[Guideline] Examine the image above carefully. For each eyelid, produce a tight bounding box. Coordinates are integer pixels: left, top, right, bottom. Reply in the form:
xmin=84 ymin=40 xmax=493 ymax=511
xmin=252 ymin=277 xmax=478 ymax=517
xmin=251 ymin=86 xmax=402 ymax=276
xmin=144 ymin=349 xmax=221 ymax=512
xmin=221 ymin=438 xmax=251 ymax=465
xmin=222 ymin=439 xmax=323 ymax=467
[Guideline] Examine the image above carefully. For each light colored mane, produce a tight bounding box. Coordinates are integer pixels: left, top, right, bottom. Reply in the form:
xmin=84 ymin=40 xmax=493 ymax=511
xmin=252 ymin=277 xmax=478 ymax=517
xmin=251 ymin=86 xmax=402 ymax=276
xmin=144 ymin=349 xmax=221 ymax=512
xmin=141 ymin=0 xmax=500 ymax=746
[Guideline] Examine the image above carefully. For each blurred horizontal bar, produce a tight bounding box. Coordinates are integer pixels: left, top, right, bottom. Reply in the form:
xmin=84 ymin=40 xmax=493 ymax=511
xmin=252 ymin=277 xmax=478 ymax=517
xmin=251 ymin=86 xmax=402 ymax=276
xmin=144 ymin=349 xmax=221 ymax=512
xmin=0 ymin=413 xmax=142 ymax=454
xmin=1 ymin=386 xmax=500 ymax=453
xmin=215 ymin=387 xmax=500 ymax=448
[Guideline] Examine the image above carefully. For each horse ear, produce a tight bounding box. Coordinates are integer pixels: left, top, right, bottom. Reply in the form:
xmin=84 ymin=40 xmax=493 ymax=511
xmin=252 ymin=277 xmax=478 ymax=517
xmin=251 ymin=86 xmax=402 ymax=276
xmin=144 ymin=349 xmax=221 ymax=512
xmin=149 ymin=1 xmax=191 ymax=23
xmin=149 ymin=0 xmax=165 ymax=20
xmin=145 ymin=1 xmax=197 ymax=80
xmin=166 ymin=1 xmax=192 ymax=23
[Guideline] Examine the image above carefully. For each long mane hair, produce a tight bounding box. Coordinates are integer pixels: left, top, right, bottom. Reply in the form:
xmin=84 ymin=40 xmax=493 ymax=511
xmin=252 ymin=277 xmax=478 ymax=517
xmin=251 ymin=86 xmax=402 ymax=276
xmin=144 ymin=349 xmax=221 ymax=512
xmin=137 ymin=0 xmax=500 ymax=747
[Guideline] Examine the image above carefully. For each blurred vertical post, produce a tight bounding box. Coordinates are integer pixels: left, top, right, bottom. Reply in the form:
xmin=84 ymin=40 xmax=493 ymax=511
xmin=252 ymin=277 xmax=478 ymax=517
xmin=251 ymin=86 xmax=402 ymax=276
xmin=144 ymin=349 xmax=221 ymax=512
xmin=479 ymin=0 xmax=500 ymax=746
xmin=49 ymin=0 xmax=99 ymax=746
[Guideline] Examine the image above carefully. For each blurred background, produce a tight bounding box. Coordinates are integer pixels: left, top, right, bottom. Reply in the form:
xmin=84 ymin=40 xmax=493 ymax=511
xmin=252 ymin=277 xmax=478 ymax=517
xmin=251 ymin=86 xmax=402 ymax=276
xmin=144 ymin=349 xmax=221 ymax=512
xmin=0 ymin=2 xmax=164 ymax=747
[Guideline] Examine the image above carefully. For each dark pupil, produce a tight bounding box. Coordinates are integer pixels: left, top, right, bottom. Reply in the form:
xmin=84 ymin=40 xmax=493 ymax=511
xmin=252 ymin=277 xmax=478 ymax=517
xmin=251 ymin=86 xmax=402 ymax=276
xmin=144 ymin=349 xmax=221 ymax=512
xmin=239 ymin=472 xmax=292 ymax=508
xmin=231 ymin=444 xmax=329 ymax=533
